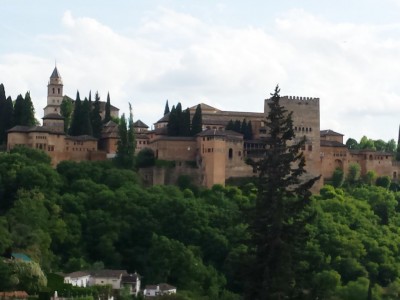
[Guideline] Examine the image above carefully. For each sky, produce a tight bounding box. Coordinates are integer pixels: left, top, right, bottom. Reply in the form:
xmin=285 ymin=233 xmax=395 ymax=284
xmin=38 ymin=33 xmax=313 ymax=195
xmin=2 ymin=0 xmax=400 ymax=142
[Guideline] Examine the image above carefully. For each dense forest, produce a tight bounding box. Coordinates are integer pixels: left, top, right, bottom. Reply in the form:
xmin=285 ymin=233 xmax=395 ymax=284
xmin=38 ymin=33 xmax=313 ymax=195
xmin=3 ymin=86 xmax=400 ymax=299
xmin=2 ymin=147 xmax=400 ymax=299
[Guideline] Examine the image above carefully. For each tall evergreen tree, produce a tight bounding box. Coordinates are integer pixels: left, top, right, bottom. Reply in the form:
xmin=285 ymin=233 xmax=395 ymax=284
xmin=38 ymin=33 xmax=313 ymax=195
xmin=104 ymin=92 xmax=111 ymax=123
xmin=22 ymin=92 xmax=36 ymax=126
xmin=241 ymin=119 xmax=248 ymax=136
xmin=115 ymin=108 xmax=135 ymax=169
xmin=81 ymin=98 xmax=93 ymax=136
xmin=167 ymin=105 xmax=178 ymax=136
xmin=164 ymin=100 xmax=170 ymax=115
xmin=68 ymin=91 xmax=82 ymax=136
xmin=3 ymin=96 xmax=13 ymax=143
xmin=0 ymin=84 xmax=6 ymax=144
xmin=246 ymin=120 xmax=253 ymax=140
xmin=233 ymin=120 xmax=241 ymax=133
xmin=13 ymin=94 xmax=25 ymax=126
xmin=91 ymin=92 xmax=103 ymax=138
xmin=226 ymin=120 xmax=234 ymax=131
xmin=191 ymin=104 xmax=203 ymax=136
xmin=127 ymin=102 xmax=136 ymax=167
xmin=60 ymin=96 xmax=73 ymax=133
xmin=245 ymin=86 xmax=320 ymax=299
xmin=181 ymin=108 xmax=191 ymax=137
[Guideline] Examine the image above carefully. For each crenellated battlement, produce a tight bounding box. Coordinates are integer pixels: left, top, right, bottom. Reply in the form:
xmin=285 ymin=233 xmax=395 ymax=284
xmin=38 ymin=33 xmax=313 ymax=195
xmin=281 ymin=95 xmax=320 ymax=103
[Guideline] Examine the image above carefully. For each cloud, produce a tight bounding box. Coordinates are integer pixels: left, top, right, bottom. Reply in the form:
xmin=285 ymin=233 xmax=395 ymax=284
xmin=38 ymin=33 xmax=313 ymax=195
xmin=1 ymin=7 xmax=400 ymax=140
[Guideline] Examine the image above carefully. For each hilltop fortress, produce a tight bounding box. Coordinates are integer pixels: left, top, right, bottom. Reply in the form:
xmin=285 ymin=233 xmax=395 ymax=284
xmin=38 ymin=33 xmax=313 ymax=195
xmin=7 ymin=67 xmax=400 ymax=189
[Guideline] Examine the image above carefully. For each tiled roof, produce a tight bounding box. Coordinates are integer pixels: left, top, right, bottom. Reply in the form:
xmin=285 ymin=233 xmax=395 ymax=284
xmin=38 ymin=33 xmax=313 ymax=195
xmin=189 ymin=103 xmax=221 ymax=112
xmin=50 ymin=67 xmax=61 ymax=78
xmin=42 ymin=113 xmax=65 ymax=120
xmin=65 ymin=271 xmax=90 ymax=278
xmin=320 ymin=129 xmax=344 ymax=137
xmin=159 ymin=283 xmax=176 ymax=291
xmin=134 ymin=120 xmax=149 ymax=128
xmin=89 ymin=269 xmax=128 ymax=278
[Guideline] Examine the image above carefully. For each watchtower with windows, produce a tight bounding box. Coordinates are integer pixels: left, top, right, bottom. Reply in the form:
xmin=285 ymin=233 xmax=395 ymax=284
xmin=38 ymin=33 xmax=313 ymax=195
xmin=44 ymin=66 xmax=64 ymax=116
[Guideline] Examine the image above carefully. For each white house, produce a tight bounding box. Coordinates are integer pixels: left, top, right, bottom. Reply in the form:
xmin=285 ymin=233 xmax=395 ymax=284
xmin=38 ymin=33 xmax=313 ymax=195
xmin=88 ymin=270 xmax=128 ymax=289
xmin=143 ymin=283 xmax=177 ymax=297
xmin=121 ymin=273 xmax=141 ymax=297
xmin=63 ymin=271 xmax=91 ymax=287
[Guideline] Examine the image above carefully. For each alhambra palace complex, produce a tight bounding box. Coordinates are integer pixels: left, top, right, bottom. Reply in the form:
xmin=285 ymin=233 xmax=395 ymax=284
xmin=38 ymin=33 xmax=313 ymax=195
xmin=7 ymin=67 xmax=400 ymax=190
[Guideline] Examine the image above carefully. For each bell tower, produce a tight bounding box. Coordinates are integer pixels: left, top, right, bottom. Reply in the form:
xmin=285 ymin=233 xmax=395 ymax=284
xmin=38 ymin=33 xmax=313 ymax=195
xmin=44 ymin=65 xmax=64 ymax=116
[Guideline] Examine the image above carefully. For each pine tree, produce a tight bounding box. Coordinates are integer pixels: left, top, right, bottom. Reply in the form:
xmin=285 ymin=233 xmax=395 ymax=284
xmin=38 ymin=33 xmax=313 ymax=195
xmin=191 ymin=104 xmax=203 ymax=136
xmin=164 ymin=100 xmax=170 ymax=115
xmin=69 ymin=91 xmax=82 ymax=136
xmin=91 ymin=92 xmax=103 ymax=138
xmin=104 ymin=92 xmax=111 ymax=123
xmin=245 ymin=85 xmax=320 ymax=299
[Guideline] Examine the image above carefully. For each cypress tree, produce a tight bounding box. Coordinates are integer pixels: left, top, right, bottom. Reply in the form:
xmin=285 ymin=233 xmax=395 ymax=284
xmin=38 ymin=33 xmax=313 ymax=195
xmin=69 ymin=91 xmax=82 ymax=136
xmin=91 ymin=92 xmax=103 ymax=138
xmin=226 ymin=120 xmax=234 ymax=131
xmin=3 ymin=96 xmax=13 ymax=143
xmin=0 ymin=84 xmax=6 ymax=144
xmin=167 ymin=105 xmax=178 ymax=136
xmin=60 ymin=96 xmax=73 ymax=133
xmin=23 ymin=92 xmax=36 ymax=126
xmin=191 ymin=104 xmax=203 ymax=136
xmin=246 ymin=120 xmax=253 ymax=140
xmin=13 ymin=94 xmax=25 ymax=126
xmin=115 ymin=110 xmax=135 ymax=169
xmin=164 ymin=100 xmax=170 ymax=115
xmin=104 ymin=92 xmax=111 ymax=123
xmin=233 ymin=120 xmax=241 ymax=133
xmin=181 ymin=108 xmax=191 ymax=136
xmin=81 ymin=98 xmax=93 ymax=136
xmin=127 ymin=102 xmax=136 ymax=167
xmin=176 ymin=102 xmax=183 ymax=136
xmin=245 ymin=85 xmax=320 ymax=299
xmin=241 ymin=118 xmax=247 ymax=136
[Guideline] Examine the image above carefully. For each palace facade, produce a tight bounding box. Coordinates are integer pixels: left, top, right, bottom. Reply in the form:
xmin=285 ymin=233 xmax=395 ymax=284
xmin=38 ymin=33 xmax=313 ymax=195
xmin=7 ymin=67 xmax=400 ymax=189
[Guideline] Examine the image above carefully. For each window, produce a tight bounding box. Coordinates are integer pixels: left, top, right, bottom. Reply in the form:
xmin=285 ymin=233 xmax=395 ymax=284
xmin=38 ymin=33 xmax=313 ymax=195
xmin=58 ymin=88 xmax=60 ymax=94
xmin=308 ymin=145 xmax=312 ymax=151
xmin=228 ymin=148 xmax=233 ymax=159
xmin=52 ymin=88 xmax=55 ymax=93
